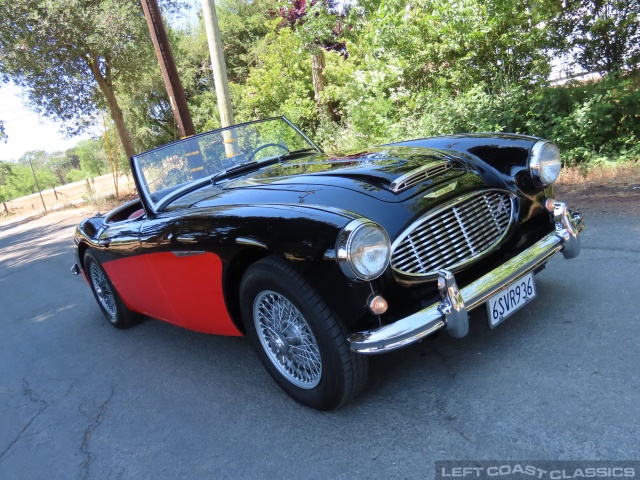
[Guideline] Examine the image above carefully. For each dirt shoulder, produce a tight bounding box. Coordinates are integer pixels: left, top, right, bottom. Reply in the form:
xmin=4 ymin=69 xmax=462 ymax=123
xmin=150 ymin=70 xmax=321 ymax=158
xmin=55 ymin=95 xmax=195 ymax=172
xmin=556 ymin=172 xmax=640 ymax=216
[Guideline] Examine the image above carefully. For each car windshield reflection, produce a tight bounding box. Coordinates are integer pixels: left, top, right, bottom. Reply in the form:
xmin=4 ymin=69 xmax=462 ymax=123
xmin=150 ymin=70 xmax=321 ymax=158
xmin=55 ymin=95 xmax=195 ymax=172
xmin=132 ymin=117 xmax=320 ymax=212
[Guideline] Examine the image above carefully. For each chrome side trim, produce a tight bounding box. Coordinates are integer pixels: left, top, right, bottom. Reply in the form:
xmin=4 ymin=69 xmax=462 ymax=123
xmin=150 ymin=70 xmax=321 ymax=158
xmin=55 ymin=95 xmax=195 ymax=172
xmin=236 ymin=237 xmax=268 ymax=249
xmin=348 ymin=202 xmax=582 ymax=354
xmin=172 ymin=251 xmax=206 ymax=257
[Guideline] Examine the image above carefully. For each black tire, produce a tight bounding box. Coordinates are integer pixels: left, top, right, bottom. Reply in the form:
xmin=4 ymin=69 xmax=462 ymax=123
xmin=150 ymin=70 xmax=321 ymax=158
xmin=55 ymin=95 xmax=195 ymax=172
xmin=239 ymin=255 xmax=368 ymax=410
xmin=84 ymin=252 xmax=140 ymax=329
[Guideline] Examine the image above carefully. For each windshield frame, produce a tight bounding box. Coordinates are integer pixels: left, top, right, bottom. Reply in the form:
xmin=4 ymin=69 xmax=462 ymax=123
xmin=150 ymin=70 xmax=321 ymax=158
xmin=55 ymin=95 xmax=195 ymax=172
xmin=130 ymin=116 xmax=322 ymax=216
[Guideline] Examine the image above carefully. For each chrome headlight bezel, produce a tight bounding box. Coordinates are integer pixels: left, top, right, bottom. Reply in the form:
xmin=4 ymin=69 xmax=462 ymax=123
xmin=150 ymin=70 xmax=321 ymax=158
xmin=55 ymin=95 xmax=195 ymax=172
xmin=336 ymin=219 xmax=391 ymax=281
xmin=529 ymin=141 xmax=561 ymax=186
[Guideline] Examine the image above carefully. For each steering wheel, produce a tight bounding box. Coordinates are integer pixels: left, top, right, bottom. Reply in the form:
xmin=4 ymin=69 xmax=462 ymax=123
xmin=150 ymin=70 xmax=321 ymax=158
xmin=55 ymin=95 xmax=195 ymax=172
xmin=246 ymin=143 xmax=289 ymax=162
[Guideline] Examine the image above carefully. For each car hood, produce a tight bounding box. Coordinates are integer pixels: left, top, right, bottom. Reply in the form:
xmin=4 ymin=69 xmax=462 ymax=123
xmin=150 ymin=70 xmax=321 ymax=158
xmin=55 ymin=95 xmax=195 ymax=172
xmin=186 ymin=145 xmax=500 ymax=237
xmin=221 ymin=146 xmax=466 ymax=198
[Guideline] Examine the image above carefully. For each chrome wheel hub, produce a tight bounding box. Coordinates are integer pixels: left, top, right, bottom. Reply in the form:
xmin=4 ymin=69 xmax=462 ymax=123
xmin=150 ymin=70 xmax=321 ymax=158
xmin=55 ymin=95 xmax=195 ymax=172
xmin=254 ymin=290 xmax=322 ymax=389
xmin=90 ymin=263 xmax=117 ymax=320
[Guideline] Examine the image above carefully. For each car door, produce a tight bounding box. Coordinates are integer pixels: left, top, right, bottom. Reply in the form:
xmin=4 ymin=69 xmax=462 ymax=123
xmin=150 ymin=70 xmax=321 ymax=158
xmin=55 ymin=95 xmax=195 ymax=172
xmin=126 ymin=209 xmax=239 ymax=336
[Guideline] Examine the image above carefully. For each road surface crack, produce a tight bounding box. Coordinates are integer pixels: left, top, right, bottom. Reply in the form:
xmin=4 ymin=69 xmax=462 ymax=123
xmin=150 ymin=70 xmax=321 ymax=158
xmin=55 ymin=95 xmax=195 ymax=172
xmin=78 ymin=386 xmax=114 ymax=480
xmin=0 ymin=379 xmax=50 ymax=463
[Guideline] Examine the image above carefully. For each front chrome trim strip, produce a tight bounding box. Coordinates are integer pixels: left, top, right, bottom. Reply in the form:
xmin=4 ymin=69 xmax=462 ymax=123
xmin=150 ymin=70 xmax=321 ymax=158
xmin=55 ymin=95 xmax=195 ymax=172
xmin=348 ymin=203 xmax=584 ymax=354
xmin=389 ymin=161 xmax=453 ymax=193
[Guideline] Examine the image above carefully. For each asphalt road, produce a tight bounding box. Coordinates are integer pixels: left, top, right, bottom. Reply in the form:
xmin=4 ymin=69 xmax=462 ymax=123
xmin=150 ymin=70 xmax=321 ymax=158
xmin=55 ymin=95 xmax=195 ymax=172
xmin=0 ymin=209 xmax=639 ymax=479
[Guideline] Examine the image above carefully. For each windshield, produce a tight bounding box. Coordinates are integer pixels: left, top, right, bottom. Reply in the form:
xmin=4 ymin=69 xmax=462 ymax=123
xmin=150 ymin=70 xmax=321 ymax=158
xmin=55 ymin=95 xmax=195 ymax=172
xmin=132 ymin=117 xmax=320 ymax=211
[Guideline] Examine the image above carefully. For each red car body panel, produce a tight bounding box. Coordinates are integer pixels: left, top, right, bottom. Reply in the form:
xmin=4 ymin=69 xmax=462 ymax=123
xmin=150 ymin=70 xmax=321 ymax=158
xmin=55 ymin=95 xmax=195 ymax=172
xmin=103 ymin=252 xmax=241 ymax=336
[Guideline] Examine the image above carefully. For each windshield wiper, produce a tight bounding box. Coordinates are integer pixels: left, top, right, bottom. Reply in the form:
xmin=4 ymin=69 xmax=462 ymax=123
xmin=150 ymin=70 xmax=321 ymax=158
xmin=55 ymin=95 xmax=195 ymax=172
xmin=211 ymin=156 xmax=282 ymax=184
xmin=287 ymin=147 xmax=318 ymax=154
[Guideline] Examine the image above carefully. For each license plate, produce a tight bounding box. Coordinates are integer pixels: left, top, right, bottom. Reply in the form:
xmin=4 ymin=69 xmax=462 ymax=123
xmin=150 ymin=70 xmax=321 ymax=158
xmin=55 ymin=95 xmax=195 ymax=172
xmin=486 ymin=272 xmax=536 ymax=328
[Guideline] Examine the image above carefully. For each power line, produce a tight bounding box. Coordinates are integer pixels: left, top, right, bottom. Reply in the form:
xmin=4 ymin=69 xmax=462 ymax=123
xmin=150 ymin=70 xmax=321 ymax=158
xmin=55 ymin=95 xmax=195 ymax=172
xmin=3 ymin=112 xmax=38 ymax=123
xmin=0 ymin=106 xmax=26 ymax=114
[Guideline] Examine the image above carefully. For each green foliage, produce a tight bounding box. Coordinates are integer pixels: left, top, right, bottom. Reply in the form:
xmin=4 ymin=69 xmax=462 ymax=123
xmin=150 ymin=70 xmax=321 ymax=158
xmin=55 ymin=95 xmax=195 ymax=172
xmin=0 ymin=144 xmax=106 ymax=202
xmin=348 ymin=0 xmax=551 ymax=94
xmin=0 ymin=119 xmax=6 ymax=143
xmin=0 ymin=154 xmax=58 ymax=201
xmin=523 ymin=73 xmax=640 ymax=164
xmin=3 ymin=0 xmax=637 ymax=184
xmin=65 ymin=169 xmax=88 ymax=183
xmin=216 ymin=0 xmax=277 ymax=83
xmin=76 ymin=139 xmax=108 ymax=177
xmin=549 ymin=0 xmax=640 ymax=73
xmin=312 ymin=73 xmax=640 ymax=166
xmin=0 ymin=0 xmax=149 ymax=134
xmin=234 ymin=23 xmax=319 ymax=130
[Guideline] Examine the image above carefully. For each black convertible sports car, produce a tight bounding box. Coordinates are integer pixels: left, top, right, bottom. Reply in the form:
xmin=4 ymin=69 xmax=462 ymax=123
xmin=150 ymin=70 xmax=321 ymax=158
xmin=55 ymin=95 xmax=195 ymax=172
xmin=72 ymin=117 xmax=584 ymax=410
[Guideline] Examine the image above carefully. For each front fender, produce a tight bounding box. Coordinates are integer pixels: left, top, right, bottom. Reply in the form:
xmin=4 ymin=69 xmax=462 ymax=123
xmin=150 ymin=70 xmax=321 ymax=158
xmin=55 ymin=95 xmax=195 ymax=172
xmin=217 ymin=204 xmax=376 ymax=332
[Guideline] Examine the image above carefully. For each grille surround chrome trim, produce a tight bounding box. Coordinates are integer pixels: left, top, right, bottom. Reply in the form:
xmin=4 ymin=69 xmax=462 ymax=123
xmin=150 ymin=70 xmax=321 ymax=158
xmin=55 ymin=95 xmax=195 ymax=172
xmin=389 ymin=161 xmax=453 ymax=193
xmin=391 ymin=189 xmax=516 ymax=280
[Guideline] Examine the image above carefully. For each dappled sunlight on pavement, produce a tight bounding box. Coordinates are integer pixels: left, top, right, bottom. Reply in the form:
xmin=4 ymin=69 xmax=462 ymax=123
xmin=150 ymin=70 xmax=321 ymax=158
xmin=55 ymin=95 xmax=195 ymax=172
xmin=0 ymin=208 xmax=93 ymax=272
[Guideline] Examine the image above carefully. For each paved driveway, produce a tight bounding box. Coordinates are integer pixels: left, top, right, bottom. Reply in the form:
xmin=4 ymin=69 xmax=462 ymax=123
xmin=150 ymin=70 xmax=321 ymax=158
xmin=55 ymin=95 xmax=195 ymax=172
xmin=0 ymin=209 xmax=639 ymax=479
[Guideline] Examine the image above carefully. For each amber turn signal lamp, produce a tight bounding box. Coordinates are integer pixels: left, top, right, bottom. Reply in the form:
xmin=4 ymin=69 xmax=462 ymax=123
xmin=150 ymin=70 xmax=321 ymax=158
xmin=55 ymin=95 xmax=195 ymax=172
xmin=544 ymin=198 xmax=556 ymax=212
xmin=368 ymin=295 xmax=388 ymax=315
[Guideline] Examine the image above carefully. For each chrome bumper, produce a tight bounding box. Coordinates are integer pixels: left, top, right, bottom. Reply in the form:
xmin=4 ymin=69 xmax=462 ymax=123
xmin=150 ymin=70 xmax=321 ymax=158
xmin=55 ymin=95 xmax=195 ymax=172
xmin=348 ymin=202 xmax=584 ymax=354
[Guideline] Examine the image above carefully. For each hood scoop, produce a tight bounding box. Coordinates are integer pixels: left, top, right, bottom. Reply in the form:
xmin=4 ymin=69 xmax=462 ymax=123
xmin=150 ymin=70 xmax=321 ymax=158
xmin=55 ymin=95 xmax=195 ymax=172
xmin=388 ymin=161 xmax=453 ymax=193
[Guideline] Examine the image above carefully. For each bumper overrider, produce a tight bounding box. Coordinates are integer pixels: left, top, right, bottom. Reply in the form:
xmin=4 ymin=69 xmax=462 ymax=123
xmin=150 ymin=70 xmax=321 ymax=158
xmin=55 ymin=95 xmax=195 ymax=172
xmin=348 ymin=201 xmax=585 ymax=354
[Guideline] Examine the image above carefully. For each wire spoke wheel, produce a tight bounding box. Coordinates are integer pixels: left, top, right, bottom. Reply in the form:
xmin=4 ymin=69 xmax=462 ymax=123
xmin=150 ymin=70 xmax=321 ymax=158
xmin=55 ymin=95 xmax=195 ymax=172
xmin=253 ymin=290 xmax=322 ymax=389
xmin=89 ymin=262 xmax=117 ymax=320
xmin=241 ymin=255 xmax=368 ymax=409
xmin=84 ymin=251 xmax=139 ymax=329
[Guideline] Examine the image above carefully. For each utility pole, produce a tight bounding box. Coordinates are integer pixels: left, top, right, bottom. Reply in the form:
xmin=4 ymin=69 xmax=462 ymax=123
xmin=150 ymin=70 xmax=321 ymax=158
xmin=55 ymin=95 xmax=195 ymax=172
xmin=141 ymin=0 xmax=195 ymax=139
xmin=27 ymin=158 xmax=47 ymax=213
xmin=201 ymin=0 xmax=240 ymax=160
xmin=141 ymin=0 xmax=208 ymax=178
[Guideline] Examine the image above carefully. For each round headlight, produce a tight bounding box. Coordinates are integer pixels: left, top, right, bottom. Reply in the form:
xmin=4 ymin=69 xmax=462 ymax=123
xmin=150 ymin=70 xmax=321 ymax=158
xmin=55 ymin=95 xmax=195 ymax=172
xmin=336 ymin=219 xmax=391 ymax=281
xmin=530 ymin=141 xmax=561 ymax=185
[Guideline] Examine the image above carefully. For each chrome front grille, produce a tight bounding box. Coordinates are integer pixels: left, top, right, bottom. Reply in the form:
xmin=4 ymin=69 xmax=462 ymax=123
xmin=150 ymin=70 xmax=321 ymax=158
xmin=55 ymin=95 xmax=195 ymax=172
xmin=391 ymin=190 xmax=514 ymax=277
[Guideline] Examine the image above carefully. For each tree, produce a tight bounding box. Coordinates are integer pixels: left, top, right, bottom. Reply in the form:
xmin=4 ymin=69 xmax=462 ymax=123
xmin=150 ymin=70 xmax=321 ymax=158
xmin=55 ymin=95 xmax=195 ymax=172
xmin=172 ymin=0 xmax=276 ymax=132
xmin=551 ymin=0 xmax=640 ymax=73
xmin=47 ymin=151 xmax=76 ymax=185
xmin=0 ymin=0 xmax=164 ymax=159
xmin=0 ymin=120 xmax=6 ymax=143
xmin=0 ymin=155 xmax=57 ymax=200
xmin=351 ymin=0 xmax=552 ymax=93
xmin=76 ymin=139 xmax=108 ymax=177
xmin=278 ymin=0 xmax=348 ymax=122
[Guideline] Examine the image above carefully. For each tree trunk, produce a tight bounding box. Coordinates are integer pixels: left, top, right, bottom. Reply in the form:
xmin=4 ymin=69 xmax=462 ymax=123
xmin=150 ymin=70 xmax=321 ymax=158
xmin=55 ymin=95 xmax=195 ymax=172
xmin=86 ymin=56 xmax=137 ymax=159
xmin=311 ymin=49 xmax=340 ymax=123
xmin=103 ymin=116 xmax=119 ymax=197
